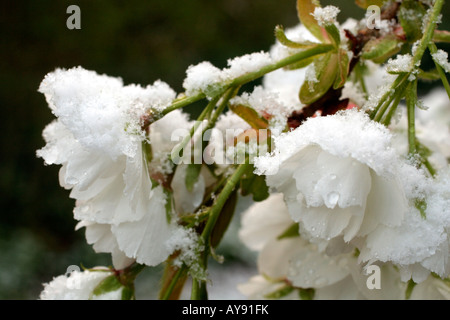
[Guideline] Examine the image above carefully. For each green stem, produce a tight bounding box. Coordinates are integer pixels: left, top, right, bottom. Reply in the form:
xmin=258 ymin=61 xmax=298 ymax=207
xmin=205 ymin=87 xmax=237 ymax=132
xmin=406 ymin=80 xmax=418 ymax=155
xmin=190 ymin=275 xmax=208 ymax=300
xmin=374 ymin=89 xmax=398 ymax=123
xmin=201 ymin=175 xmax=228 ymax=206
xmin=412 ymin=0 xmax=445 ymax=68
xmin=228 ymin=44 xmax=335 ymax=88
xmin=371 ymin=73 xmax=409 ymax=122
xmin=189 ymin=163 xmax=252 ymax=300
xmin=124 ymin=263 xmax=145 ymax=282
xmin=429 ymin=42 xmax=450 ymax=100
xmin=370 ymin=73 xmax=409 ymax=121
xmin=170 ymin=95 xmax=221 ymax=163
xmin=354 ymin=62 xmax=369 ymax=98
xmin=423 ymin=158 xmax=437 ymax=177
xmin=160 ymin=44 xmax=334 ymax=117
xmin=191 ymin=278 xmax=201 ymax=300
xmin=160 ymin=265 xmax=187 ymax=300
xmin=371 ymin=0 xmax=444 ymax=123
xmin=179 ymin=87 xmax=237 ymax=169
xmin=201 ymin=163 xmax=252 ymax=242
xmin=382 ymin=93 xmax=403 ymax=126
xmin=161 ymin=93 xmax=206 ymax=116
xmin=382 ymin=81 xmax=409 ymax=126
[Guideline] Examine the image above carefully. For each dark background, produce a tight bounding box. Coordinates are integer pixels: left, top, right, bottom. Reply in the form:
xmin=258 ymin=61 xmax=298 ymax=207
xmin=0 ymin=0 xmax=449 ymax=299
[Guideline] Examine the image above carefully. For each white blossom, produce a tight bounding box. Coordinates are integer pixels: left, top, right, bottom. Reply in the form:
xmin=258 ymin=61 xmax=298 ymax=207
xmin=359 ymin=167 xmax=450 ymax=281
xmin=237 ymin=194 xmax=405 ymax=299
xmin=37 ymin=67 xmax=190 ymax=267
xmin=255 ymin=110 xmax=408 ymax=243
xmin=39 ymin=269 xmax=121 ymax=300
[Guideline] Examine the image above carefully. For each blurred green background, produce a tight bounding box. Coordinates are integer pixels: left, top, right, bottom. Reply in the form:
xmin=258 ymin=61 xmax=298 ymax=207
xmin=0 ymin=0 xmax=449 ymax=299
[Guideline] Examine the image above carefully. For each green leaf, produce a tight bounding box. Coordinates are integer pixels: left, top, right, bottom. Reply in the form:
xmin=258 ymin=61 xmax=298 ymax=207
xmin=361 ymin=35 xmax=402 ymax=64
xmin=142 ymin=141 xmax=153 ymax=163
xmin=283 ymin=55 xmax=317 ymax=70
xmin=275 ymin=25 xmax=318 ymax=49
xmin=264 ymin=285 xmax=294 ymax=299
xmin=433 ymin=30 xmax=450 ymax=43
xmin=92 ymin=274 xmax=122 ymax=298
xmin=324 ymin=24 xmax=341 ymax=48
xmin=229 ymin=104 xmax=269 ymax=130
xmin=121 ymin=285 xmax=135 ymax=300
xmin=398 ymin=0 xmax=426 ymax=42
xmin=417 ymin=68 xmax=441 ymax=81
xmin=297 ymin=0 xmax=326 ymax=42
xmin=405 ymin=279 xmax=417 ymax=299
xmin=163 ymin=188 xmax=173 ymax=224
xmin=185 ymin=163 xmax=202 ymax=192
xmin=240 ymin=170 xmax=270 ymax=202
xmin=414 ymin=198 xmax=427 ymax=219
xmin=334 ymin=49 xmax=351 ymax=89
xmin=299 ymin=52 xmax=339 ymax=104
xmin=298 ymin=288 xmax=315 ymax=300
xmin=416 ymin=140 xmax=432 ymax=159
xmin=355 ymin=0 xmax=387 ymax=9
xmin=210 ymin=189 xmax=238 ymax=248
xmin=277 ymin=223 xmax=300 ymax=240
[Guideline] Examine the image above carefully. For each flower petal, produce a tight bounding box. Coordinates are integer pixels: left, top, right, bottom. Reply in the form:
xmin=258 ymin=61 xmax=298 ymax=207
xmin=111 ymin=186 xmax=175 ymax=266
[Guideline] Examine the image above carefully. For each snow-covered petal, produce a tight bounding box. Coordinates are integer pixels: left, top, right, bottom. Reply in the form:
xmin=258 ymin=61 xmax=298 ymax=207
xmin=76 ymin=221 xmax=134 ymax=270
xmin=111 ymin=186 xmax=175 ymax=266
xmin=287 ymin=245 xmax=351 ymax=289
xmin=256 ymin=110 xmax=407 ymax=244
xmin=39 ymin=269 xmax=121 ymax=300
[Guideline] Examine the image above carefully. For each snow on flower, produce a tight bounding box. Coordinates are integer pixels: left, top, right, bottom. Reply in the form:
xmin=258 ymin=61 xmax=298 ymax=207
xmin=182 ymin=52 xmax=273 ymax=98
xmin=237 ymin=194 xmax=410 ymax=300
xmin=37 ymin=66 xmax=193 ymax=267
xmin=312 ymin=6 xmax=340 ymax=27
xmin=254 ymin=109 xmax=408 ymax=243
xmin=237 ymin=194 xmax=361 ymax=299
xmin=253 ymin=108 xmax=450 ymax=282
xmin=359 ymin=167 xmax=450 ymax=282
xmin=203 ymin=111 xmax=251 ymax=167
xmin=238 ymin=192 xmax=450 ymax=299
xmin=39 ymin=268 xmax=122 ymax=300
xmin=432 ymin=49 xmax=450 ymax=73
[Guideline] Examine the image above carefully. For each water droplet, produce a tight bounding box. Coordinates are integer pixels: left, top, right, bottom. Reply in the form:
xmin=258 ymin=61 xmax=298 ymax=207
xmin=308 ymin=269 xmax=314 ymax=275
xmin=80 ymin=205 xmax=90 ymax=213
xmin=326 ymin=192 xmax=339 ymax=208
xmin=330 ymin=174 xmax=337 ymax=180
xmin=314 ymin=277 xmax=328 ymax=287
